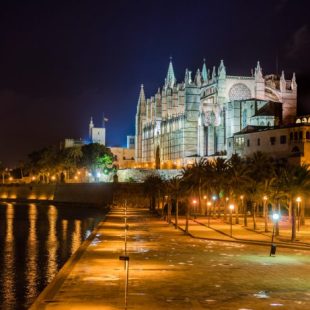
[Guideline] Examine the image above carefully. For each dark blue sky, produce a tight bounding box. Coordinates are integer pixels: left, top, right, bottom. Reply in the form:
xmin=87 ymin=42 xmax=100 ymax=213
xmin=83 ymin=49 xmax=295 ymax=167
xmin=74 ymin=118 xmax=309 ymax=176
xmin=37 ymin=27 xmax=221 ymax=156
xmin=1 ymin=0 xmax=310 ymax=166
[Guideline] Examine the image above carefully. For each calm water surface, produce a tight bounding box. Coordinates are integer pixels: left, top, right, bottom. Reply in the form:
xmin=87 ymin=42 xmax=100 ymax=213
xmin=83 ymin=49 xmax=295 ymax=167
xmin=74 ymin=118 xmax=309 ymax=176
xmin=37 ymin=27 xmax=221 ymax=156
xmin=0 ymin=202 xmax=105 ymax=309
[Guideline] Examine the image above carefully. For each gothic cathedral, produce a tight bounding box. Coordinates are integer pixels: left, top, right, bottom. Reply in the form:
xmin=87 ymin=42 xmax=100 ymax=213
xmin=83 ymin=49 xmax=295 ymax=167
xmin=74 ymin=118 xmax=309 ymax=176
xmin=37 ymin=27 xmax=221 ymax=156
xmin=135 ymin=59 xmax=297 ymax=168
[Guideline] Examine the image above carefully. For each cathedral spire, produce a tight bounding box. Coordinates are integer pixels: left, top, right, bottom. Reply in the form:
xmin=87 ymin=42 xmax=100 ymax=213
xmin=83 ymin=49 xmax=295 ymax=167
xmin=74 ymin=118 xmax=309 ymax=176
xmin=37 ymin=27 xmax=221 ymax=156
xmin=218 ymin=59 xmax=226 ymax=79
xmin=137 ymin=84 xmax=146 ymax=115
xmin=201 ymin=58 xmax=208 ymax=83
xmin=165 ymin=57 xmax=176 ymax=88
xmin=212 ymin=66 xmax=217 ymax=81
xmin=291 ymin=72 xmax=297 ymax=91
xmin=280 ymin=70 xmax=286 ymax=92
xmin=255 ymin=61 xmax=263 ymax=81
xmin=194 ymin=68 xmax=202 ymax=86
xmin=89 ymin=117 xmax=94 ymax=139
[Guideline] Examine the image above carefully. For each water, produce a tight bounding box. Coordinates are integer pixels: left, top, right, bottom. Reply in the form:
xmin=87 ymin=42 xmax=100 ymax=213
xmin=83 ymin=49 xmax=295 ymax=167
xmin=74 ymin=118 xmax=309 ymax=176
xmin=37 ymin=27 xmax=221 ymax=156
xmin=0 ymin=202 xmax=106 ymax=309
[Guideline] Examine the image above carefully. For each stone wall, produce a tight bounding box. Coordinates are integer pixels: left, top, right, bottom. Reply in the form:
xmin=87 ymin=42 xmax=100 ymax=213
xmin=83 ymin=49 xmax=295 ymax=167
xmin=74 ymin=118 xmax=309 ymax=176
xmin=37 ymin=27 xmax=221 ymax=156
xmin=116 ymin=169 xmax=181 ymax=182
xmin=0 ymin=184 xmax=114 ymax=206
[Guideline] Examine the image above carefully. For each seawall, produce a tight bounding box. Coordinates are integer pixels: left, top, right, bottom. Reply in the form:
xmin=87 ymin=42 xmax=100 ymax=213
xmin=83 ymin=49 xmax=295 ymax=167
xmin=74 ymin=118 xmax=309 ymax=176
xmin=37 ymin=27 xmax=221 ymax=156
xmin=0 ymin=182 xmax=149 ymax=207
xmin=0 ymin=183 xmax=115 ymax=206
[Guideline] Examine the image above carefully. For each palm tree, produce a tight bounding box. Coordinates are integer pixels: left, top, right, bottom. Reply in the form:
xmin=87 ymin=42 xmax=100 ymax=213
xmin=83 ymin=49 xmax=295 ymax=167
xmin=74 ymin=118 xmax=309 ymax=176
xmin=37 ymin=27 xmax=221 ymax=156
xmin=167 ymin=176 xmax=183 ymax=229
xmin=210 ymin=157 xmax=229 ymax=219
xmin=276 ymin=163 xmax=310 ymax=241
xmin=143 ymin=174 xmax=163 ymax=212
xmin=227 ymin=154 xmax=250 ymax=225
xmin=181 ymin=159 xmax=209 ymax=215
xmin=246 ymin=152 xmax=275 ymax=230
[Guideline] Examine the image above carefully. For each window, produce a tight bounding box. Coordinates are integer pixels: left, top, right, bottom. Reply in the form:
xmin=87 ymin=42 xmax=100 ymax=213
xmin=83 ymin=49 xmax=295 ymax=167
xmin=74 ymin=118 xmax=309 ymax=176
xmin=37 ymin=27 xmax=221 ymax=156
xmin=235 ymin=137 xmax=244 ymax=147
xmin=280 ymin=135 xmax=287 ymax=144
xmin=290 ymin=132 xmax=293 ymax=141
xmin=307 ymin=131 xmax=310 ymax=140
xmin=257 ymin=138 xmax=260 ymax=146
xmin=228 ymin=142 xmax=231 ymax=147
xmin=270 ymin=137 xmax=276 ymax=145
xmin=299 ymin=131 xmax=303 ymax=140
xmin=247 ymin=139 xmax=250 ymax=147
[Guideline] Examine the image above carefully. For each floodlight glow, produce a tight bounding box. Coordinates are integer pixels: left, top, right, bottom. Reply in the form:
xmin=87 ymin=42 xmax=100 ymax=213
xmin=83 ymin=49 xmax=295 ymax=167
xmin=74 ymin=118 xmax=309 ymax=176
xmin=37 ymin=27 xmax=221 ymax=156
xmin=97 ymin=172 xmax=101 ymax=178
xmin=229 ymin=204 xmax=234 ymax=210
xmin=272 ymin=213 xmax=279 ymax=221
xmin=212 ymin=195 xmax=217 ymax=201
xmin=296 ymin=197 xmax=301 ymax=203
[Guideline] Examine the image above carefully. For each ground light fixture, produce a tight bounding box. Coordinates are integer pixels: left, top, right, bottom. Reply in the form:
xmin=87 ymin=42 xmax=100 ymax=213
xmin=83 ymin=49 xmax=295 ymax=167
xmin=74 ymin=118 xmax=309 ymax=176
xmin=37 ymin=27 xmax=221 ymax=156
xmin=270 ymin=213 xmax=279 ymax=256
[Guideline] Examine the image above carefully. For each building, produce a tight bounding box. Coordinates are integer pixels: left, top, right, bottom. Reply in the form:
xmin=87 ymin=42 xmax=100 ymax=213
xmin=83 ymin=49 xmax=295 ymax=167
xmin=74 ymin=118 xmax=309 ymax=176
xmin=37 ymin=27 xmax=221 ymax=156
xmin=135 ymin=59 xmax=297 ymax=168
xmin=88 ymin=116 xmax=106 ymax=145
xmin=127 ymin=135 xmax=135 ymax=149
xmin=227 ymin=118 xmax=310 ymax=166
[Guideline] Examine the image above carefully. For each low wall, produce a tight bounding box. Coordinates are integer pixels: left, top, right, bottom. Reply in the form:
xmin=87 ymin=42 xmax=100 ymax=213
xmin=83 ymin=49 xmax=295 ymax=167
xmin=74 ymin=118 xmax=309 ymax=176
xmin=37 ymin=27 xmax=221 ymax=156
xmin=0 ymin=183 xmax=114 ymax=206
xmin=116 ymin=169 xmax=181 ymax=182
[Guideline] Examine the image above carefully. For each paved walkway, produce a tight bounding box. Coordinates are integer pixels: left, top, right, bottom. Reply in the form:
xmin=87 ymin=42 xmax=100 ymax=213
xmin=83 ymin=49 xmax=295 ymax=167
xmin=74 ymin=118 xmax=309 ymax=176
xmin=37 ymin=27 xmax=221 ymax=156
xmin=31 ymin=207 xmax=310 ymax=309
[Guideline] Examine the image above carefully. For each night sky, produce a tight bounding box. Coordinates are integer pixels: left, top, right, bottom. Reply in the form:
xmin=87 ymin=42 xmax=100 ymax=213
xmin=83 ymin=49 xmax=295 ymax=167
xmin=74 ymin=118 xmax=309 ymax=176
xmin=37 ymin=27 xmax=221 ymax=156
xmin=1 ymin=0 xmax=310 ymax=167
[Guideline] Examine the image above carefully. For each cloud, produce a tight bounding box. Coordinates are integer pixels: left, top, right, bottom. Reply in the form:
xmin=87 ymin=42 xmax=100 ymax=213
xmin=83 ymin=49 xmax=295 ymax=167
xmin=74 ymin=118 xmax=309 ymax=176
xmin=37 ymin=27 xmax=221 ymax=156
xmin=286 ymin=25 xmax=310 ymax=59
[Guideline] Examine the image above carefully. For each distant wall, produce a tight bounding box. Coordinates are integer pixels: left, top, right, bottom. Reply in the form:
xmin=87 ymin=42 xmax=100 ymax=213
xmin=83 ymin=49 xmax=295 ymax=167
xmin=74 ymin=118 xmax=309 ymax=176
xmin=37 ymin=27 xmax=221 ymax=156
xmin=116 ymin=169 xmax=181 ymax=182
xmin=0 ymin=184 xmax=114 ymax=206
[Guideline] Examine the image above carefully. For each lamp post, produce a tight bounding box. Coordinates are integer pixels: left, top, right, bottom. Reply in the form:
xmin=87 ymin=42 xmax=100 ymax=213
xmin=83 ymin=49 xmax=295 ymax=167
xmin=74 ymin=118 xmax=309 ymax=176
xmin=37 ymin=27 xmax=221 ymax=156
xmin=192 ymin=199 xmax=197 ymax=219
xmin=207 ymin=201 xmax=211 ymax=227
xmin=270 ymin=213 xmax=279 ymax=256
xmin=263 ymin=195 xmax=268 ymax=232
xmin=224 ymin=197 xmax=229 ymax=221
xmin=296 ymin=197 xmax=301 ymax=232
xmin=229 ymin=204 xmax=234 ymax=237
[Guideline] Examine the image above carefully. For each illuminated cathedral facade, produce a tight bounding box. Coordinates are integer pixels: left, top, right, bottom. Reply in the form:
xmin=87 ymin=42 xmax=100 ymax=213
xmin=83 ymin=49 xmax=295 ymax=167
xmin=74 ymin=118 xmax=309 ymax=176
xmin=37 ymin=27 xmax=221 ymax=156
xmin=135 ymin=59 xmax=297 ymax=168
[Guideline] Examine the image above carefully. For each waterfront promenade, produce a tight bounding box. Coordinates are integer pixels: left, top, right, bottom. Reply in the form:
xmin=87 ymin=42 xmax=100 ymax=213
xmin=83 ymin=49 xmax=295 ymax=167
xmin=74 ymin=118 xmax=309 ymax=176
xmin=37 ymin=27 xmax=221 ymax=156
xmin=31 ymin=207 xmax=310 ymax=309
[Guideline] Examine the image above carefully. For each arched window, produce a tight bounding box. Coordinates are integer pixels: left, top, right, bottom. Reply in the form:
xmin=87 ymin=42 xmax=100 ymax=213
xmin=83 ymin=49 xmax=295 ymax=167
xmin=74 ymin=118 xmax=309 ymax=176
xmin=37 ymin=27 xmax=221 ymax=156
xmin=302 ymin=118 xmax=307 ymax=123
xmin=296 ymin=119 xmax=301 ymax=123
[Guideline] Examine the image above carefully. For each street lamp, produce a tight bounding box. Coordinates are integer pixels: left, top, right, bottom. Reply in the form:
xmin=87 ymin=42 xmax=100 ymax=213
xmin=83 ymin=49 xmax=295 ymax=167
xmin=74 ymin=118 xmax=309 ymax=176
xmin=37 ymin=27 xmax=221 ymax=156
xmin=296 ymin=197 xmax=301 ymax=232
xmin=263 ymin=195 xmax=268 ymax=232
xmin=270 ymin=213 xmax=279 ymax=256
xmin=192 ymin=199 xmax=197 ymax=219
xmin=229 ymin=204 xmax=234 ymax=237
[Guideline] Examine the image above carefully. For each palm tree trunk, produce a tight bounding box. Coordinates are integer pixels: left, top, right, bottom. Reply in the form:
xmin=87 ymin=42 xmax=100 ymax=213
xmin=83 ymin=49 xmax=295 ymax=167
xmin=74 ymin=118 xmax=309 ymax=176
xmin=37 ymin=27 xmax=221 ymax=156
xmin=244 ymin=201 xmax=248 ymax=227
xmin=291 ymin=203 xmax=296 ymax=241
xmin=252 ymin=202 xmax=257 ymax=230
xmin=168 ymin=202 xmax=171 ymax=224
xmin=185 ymin=203 xmax=189 ymax=233
xmin=235 ymin=203 xmax=239 ymax=224
xmin=300 ymin=202 xmax=305 ymax=226
xmin=175 ymin=198 xmax=179 ymax=229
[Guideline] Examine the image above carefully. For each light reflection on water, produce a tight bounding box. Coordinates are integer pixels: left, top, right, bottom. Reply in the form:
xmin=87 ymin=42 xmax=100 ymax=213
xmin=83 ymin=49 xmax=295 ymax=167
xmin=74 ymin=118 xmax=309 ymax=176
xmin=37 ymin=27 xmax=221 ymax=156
xmin=0 ymin=202 xmax=104 ymax=309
